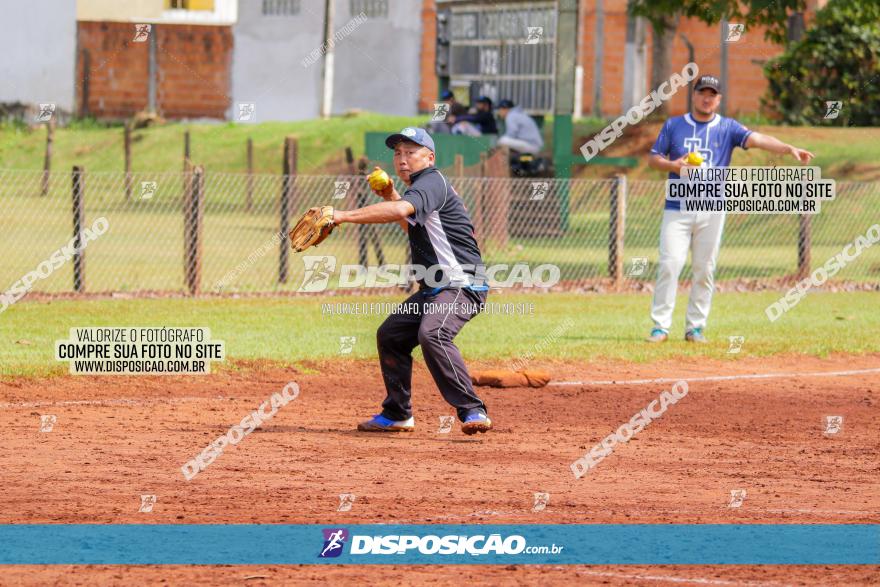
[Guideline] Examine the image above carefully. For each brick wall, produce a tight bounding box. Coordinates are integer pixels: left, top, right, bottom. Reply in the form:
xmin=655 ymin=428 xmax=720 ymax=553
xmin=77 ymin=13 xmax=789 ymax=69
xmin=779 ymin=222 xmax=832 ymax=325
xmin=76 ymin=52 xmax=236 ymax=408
xmin=76 ymin=22 xmax=150 ymax=118
xmin=76 ymin=21 xmax=232 ymax=120
xmin=581 ymin=0 xmax=784 ymax=118
xmin=418 ymin=0 xmax=437 ymax=113
xmin=155 ymin=24 xmax=232 ymax=119
xmin=421 ymin=0 xmax=817 ymax=117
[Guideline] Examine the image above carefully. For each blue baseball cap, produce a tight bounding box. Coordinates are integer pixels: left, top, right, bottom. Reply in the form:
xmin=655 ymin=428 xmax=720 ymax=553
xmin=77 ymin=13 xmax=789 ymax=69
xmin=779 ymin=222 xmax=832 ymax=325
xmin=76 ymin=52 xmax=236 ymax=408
xmin=385 ymin=127 xmax=435 ymax=152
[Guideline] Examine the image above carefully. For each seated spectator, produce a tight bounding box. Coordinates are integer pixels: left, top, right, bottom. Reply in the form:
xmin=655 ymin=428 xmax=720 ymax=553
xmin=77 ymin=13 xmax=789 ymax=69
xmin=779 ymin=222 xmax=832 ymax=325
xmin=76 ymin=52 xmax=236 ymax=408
xmin=428 ymin=90 xmax=469 ymax=134
xmin=496 ymin=99 xmax=543 ymax=154
xmin=442 ymin=89 xmax=469 ymax=117
xmin=449 ymin=96 xmax=499 ymax=136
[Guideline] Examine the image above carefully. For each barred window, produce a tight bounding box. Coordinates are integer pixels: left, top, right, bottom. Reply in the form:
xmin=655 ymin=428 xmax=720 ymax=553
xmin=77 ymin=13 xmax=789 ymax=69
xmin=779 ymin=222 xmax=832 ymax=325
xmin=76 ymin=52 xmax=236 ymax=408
xmin=262 ymin=0 xmax=300 ymax=16
xmin=350 ymin=0 xmax=387 ymax=19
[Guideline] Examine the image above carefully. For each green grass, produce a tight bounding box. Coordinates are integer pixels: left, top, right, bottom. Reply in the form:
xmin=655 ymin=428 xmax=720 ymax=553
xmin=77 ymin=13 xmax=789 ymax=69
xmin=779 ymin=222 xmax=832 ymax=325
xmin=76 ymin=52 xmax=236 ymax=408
xmin=6 ymin=114 xmax=879 ymax=181
xmin=2 ymin=292 xmax=878 ymax=377
xmin=0 ymin=113 xmax=424 ymax=174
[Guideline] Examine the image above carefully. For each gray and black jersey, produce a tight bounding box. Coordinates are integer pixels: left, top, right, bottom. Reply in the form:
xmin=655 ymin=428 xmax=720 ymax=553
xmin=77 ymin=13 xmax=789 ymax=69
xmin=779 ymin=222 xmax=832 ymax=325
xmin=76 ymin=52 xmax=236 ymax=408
xmin=400 ymin=166 xmax=485 ymax=289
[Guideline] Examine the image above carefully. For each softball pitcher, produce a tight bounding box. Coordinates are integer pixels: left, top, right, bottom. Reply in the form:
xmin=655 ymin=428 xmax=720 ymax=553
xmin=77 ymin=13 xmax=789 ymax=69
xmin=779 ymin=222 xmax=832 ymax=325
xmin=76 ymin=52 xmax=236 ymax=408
xmin=647 ymin=75 xmax=814 ymax=343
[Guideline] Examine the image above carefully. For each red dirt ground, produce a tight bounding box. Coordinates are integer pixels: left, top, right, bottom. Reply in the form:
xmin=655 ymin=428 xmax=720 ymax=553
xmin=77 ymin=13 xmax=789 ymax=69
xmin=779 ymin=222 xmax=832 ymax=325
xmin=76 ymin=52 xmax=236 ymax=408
xmin=2 ymin=354 xmax=878 ymax=585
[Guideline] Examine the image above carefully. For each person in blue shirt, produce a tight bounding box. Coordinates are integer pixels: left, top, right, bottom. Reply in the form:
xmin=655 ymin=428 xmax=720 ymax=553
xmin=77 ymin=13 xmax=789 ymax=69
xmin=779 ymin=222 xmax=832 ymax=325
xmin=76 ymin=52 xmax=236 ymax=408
xmin=646 ymin=75 xmax=814 ymax=343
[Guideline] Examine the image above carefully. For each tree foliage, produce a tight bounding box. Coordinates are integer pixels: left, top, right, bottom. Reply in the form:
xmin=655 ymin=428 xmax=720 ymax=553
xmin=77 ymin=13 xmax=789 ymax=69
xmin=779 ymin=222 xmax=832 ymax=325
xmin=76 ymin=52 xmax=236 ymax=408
xmin=762 ymin=0 xmax=880 ymax=126
xmin=629 ymin=0 xmax=807 ymax=44
xmin=627 ymin=0 xmax=806 ymax=115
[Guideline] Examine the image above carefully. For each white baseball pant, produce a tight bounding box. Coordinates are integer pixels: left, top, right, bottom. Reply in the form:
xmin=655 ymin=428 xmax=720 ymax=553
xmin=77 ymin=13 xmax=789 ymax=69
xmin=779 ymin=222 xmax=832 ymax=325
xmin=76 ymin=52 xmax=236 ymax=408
xmin=650 ymin=210 xmax=726 ymax=332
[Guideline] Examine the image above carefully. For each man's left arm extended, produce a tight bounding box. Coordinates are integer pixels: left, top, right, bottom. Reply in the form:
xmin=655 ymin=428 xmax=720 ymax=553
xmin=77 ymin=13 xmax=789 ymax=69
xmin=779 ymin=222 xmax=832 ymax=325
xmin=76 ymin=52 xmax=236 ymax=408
xmin=745 ymin=132 xmax=815 ymax=163
xmin=334 ymin=200 xmax=415 ymax=226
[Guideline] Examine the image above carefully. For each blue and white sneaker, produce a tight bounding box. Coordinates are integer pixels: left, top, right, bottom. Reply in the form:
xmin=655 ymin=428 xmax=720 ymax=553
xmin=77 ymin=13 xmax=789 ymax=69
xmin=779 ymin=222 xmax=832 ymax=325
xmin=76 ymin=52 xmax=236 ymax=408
xmin=646 ymin=328 xmax=669 ymax=343
xmin=461 ymin=412 xmax=492 ymax=435
xmin=357 ymin=414 xmax=414 ymax=432
xmin=685 ymin=328 xmax=708 ymax=343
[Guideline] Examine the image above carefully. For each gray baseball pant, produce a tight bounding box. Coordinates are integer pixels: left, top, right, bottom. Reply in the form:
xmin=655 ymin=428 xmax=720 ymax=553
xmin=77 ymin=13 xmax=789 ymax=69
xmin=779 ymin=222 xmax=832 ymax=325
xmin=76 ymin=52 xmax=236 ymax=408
xmin=376 ymin=287 xmax=488 ymax=422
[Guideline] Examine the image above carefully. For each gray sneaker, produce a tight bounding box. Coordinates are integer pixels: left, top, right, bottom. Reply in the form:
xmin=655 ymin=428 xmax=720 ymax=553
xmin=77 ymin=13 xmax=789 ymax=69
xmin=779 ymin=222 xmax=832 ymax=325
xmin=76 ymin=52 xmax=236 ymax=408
xmin=685 ymin=328 xmax=708 ymax=343
xmin=646 ymin=328 xmax=668 ymax=343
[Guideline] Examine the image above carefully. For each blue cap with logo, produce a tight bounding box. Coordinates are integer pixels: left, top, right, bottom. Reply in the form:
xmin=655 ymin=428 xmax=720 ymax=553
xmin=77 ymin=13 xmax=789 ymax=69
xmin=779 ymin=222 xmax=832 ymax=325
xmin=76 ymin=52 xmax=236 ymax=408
xmin=385 ymin=127 xmax=435 ymax=152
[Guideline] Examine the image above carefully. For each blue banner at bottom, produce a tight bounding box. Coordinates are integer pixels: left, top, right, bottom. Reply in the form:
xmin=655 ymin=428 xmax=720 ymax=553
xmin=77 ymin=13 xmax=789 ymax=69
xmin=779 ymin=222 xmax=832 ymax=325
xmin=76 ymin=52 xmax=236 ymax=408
xmin=0 ymin=524 xmax=876 ymax=565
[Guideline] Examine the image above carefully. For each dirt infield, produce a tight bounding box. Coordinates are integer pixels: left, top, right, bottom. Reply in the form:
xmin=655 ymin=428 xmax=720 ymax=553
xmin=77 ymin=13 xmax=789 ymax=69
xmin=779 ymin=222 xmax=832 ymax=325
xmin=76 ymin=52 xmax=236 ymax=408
xmin=2 ymin=354 xmax=878 ymax=585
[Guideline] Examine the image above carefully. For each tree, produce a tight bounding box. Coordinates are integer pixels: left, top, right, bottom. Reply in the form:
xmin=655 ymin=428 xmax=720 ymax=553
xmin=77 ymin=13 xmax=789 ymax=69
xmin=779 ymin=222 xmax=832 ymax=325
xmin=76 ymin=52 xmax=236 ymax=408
xmin=628 ymin=0 xmax=807 ymax=115
xmin=763 ymin=0 xmax=880 ymax=126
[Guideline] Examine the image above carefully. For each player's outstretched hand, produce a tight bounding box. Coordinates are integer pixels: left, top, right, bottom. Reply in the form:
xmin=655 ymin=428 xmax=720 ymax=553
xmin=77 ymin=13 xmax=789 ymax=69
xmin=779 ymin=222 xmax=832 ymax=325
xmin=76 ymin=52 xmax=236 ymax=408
xmin=789 ymin=146 xmax=815 ymax=164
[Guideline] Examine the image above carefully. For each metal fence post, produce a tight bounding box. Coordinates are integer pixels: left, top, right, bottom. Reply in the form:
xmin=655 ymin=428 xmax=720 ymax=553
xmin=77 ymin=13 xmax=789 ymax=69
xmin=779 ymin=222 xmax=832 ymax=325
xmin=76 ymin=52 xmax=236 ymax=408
xmin=356 ymin=156 xmax=385 ymax=266
xmin=279 ymin=137 xmax=297 ymax=284
xmin=183 ymin=130 xmax=191 ymax=171
xmin=184 ymin=166 xmax=204 ymax=295
xmin=349 ymin=147 xmax=370 ymax=267
xmin=124 ymin=122 xmax=133 ymax=200
xmin=183 ymin=156 xmax=193 ymax=232
xmin=42 ymin=122 xmax=54 ymax=197
xmin=71 ymin=166 xmax=86 ymax=293
xmin=797 ymin=214 xmax=812 ymax=279
xmin=246 ymin=137 xmax=254 ymax=212
xmin=609 ymin=174 xmax=626 ymax=289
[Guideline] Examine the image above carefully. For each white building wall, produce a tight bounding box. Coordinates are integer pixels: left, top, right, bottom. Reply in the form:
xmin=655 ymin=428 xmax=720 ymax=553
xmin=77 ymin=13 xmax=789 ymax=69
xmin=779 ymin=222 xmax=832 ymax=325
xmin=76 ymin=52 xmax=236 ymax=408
xmin=232 ymin=0 xmax=422 ymax=121
xmin=0 ymin=0 xmax=77 ymax=113
xmin=331 ymin=0 xmax=422 ymax=116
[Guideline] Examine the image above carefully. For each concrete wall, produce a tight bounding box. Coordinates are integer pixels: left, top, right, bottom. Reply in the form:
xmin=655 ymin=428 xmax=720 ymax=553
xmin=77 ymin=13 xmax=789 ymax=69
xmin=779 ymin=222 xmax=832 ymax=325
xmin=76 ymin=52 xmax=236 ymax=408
xmin=232 ymin=0 xmax=422 ymax=122
xmin=332 ymin=0 xmax=423 ymax=116
xmin=0 ymin=0 xmax=76 ymax=113
xmin=231 ymin=0 xmax=323 ymax=121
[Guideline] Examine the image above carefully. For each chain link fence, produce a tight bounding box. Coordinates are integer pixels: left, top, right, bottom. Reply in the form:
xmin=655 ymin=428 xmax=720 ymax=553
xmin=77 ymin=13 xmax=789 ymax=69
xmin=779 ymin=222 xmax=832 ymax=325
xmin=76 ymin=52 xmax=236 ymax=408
xmin=2 ymin=168 xmax=879 ymax=295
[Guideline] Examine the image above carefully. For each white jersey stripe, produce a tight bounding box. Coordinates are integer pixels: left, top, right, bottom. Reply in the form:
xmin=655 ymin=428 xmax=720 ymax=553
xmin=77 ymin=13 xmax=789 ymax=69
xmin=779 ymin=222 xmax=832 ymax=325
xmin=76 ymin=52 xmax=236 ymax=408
xmin=424 ymin=210 xmax=469 ymax=285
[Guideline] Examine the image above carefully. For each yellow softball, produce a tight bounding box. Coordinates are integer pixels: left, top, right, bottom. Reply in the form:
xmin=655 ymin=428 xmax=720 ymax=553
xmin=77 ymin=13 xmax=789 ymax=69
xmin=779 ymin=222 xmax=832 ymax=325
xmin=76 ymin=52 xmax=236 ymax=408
xmin=686 ymin=152 xmax=704 ymax=166
xmin=368 ymin=168 xmax=391 ymax=191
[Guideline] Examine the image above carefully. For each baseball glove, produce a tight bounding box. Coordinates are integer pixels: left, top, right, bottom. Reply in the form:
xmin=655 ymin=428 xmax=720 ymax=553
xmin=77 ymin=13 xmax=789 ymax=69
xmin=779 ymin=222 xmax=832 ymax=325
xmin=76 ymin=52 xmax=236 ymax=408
xmin=289 ymin=206 xmax=336 ymax=252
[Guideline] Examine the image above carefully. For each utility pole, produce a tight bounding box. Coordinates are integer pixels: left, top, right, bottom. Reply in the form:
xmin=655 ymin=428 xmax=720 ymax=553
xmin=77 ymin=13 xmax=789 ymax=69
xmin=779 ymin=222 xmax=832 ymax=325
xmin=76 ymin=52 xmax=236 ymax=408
xmin=320 ymin=0 xmax=335 ymax=119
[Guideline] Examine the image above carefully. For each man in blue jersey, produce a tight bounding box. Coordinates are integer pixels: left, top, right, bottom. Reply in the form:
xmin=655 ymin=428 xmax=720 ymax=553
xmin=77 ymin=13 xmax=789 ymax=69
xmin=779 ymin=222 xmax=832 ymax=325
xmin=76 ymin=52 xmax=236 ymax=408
xmin=646 ymin=75 xmax=814 ymax=343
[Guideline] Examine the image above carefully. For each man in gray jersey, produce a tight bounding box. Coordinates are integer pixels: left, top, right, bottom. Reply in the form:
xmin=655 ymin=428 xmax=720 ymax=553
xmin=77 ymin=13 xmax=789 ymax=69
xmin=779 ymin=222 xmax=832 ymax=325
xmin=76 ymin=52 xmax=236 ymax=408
xmin=331 ymin=127 xmax=492 ymax=435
